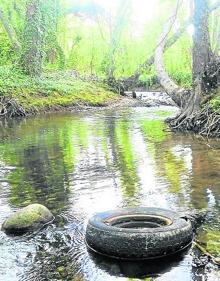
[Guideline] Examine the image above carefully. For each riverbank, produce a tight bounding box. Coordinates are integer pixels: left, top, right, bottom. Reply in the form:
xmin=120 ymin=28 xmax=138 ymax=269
xmin=0 ymin=68 xmax=121 ymax=118
xmin=0 ymin=67 xmax=178 ymax=118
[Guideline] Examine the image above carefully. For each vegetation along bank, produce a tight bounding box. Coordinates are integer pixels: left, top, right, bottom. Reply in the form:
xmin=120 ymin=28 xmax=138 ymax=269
xmin=1 ymin=0 xmax=220 ymax=137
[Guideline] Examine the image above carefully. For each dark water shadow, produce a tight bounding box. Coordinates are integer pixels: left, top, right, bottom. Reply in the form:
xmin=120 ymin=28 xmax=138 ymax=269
xmin=89 ymin=247 xmax=191 ymax=278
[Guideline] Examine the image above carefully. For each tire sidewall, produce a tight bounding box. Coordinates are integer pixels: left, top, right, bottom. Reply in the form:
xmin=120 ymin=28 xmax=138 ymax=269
xmin=86 ymin=207 xmax=193 ymax=259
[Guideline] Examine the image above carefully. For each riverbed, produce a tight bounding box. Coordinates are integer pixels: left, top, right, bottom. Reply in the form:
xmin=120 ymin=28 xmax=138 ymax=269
xmin=0 ymin=106 xmax=219 ymax=281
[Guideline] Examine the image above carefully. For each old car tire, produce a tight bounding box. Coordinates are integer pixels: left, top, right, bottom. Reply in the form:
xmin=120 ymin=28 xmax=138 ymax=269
xmin=85 ymin=207 xmax=193 ymax=260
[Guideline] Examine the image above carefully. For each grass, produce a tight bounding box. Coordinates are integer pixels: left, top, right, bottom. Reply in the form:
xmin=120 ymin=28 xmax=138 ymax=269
xmin=0 ymin=67 xmax=119 ymax=115
xmin=209 ymin=89 xmax=220 ymax=111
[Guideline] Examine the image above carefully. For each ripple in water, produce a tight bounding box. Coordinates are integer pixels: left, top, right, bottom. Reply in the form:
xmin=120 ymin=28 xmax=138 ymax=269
xmin=0 ymin=108 xmax=219 ymax=280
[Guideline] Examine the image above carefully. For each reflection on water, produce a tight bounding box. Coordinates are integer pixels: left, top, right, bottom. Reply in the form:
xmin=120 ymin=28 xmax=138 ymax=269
xmin=0 ymin=107 xmax=219 ymax=281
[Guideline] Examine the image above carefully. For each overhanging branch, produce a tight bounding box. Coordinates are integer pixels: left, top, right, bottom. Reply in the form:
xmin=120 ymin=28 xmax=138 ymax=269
xmin=130 ymin=1 xmax=220 ymax=81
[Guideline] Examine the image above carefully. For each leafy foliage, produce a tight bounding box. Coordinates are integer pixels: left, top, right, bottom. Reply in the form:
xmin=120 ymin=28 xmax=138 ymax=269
xmin=0 ymin=66 xmax=118 ymax=111
xmin=0 ymin=0 xmax=195 ymax=85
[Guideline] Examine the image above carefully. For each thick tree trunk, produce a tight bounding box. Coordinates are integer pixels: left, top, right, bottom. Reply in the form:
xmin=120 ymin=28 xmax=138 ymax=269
xmin=193 ymin=0 xmax=211 ymax=82
xmin=184 ymin=0 xmax=212 ymax=116
xmin=160 ymin=0 xmax=220 ymax=136
xmin=19 ymin=0 xmax=45 ymax=77
xmin=0 ymin=6 xmax=21 ymax=51
xmin=155 ymin=0 xmax=212 ymax=111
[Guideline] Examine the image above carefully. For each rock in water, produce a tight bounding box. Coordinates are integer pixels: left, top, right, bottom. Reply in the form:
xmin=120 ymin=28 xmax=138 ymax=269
xmin=2 ymin=204 xmax=54 ymax=235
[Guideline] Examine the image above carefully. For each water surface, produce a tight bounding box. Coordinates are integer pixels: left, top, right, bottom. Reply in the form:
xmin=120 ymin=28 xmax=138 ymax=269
xmin=0 ymin=107 xmax=219 ymax=281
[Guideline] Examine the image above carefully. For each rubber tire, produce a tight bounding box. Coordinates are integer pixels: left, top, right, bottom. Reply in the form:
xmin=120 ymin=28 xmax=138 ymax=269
xmin=85 ymin=207 xmax=193 ymax=260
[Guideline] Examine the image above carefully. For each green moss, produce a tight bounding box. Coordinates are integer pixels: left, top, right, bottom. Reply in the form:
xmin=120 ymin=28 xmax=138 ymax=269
xmin=206 ymin=230 xmax=220 ymax=257
xmin=57 ymin=266 xmax=68 ymax=278
xmin=210 ymin=98 xmax=220 ymax=111
xmin=2 ymin=203 xmax=53 ymax=233
xmin=0 ymin=67 xmax=119 ymax=115
xmin=198 ymin=229 xmax=220 ymax=257
xmin=209 ymin=88 xmax=220 ymax=111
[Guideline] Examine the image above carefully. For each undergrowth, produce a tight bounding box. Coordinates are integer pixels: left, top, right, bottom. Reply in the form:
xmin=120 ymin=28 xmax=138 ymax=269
xmin=0 ymin=67 xmax=119 ymax=116
xmin=209 ymin=89 xmax=220 ymax=111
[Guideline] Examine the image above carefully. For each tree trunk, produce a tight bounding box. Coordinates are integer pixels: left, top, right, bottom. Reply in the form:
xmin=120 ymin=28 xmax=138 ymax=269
xmin=193 ymin=0 xmax=211 ymax=82
xmin=154 ymin=1 xmax=187 ymax=108
xmin=186 ymin=0 xmax=212 ymax=115
xmin=125 ymin=1 xmax=220 ymax=86
xmin=155 ymin=0 xmax=212 ymax=111
xmin=19 ymin=0 xmax=45 ymax=77
xmin=159 ymin=0 xmax=220 ymax=136
xmin=0 ymin=6 xmax=21 ymax=51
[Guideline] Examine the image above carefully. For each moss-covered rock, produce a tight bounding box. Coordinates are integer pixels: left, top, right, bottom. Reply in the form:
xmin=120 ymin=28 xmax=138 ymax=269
xmin=2 ymin=204 xmax=54 ymax=235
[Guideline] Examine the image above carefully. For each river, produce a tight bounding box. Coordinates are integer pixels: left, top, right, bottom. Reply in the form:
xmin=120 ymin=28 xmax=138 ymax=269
xmin=0 ymin=106 xmax=219 ymax=281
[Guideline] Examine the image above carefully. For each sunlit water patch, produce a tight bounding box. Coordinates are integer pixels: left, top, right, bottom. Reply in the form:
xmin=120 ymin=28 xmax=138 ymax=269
xmin=0 ymin=106 xmax=219 ymax=280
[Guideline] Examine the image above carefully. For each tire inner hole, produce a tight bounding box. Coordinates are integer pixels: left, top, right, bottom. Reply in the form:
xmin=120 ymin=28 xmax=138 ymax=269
xmin=105 ymin=215 xmax=172 ymax=229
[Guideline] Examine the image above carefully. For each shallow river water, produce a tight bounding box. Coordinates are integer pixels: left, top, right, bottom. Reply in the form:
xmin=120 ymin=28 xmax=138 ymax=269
xmin=0 ymin=106 xmax=219 ymax=281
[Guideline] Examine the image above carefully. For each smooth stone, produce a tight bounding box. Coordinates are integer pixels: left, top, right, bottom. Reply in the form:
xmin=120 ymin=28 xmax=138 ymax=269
xmin=2 ymin=203 xmax=54 ymax=235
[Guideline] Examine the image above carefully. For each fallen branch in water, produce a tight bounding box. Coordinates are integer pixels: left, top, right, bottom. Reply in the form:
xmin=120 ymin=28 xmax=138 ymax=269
xmin=193 ymin=240 xmax=220 ymax=266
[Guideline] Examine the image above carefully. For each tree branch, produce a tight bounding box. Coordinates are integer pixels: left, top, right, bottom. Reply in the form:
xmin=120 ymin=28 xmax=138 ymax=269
xmin=154 ymin=1 xmax=185 ymax=107
xmin=130 ymin=1 xmax=220 ymax=81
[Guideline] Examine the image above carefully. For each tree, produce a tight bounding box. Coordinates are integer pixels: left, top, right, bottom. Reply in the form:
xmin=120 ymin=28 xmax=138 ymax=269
xmin=155 ymin=0 xmax=220 ymax=136
xmin=124 ymin=1 xmax=220 ymax=89
xmin=0 ymin=5 xmax=21 ymax=51
xmin=19 ymin=0 xmax=45 ymax=76
xmin=44 ymin=0 xmax=66 ymax=69
xmin=102 ymin=0 xmax=131 ymax=79
xmin=155 ymin=0 xmax=185 ymax=108
xmin=191 ymin=0 xmax=211 ymax=111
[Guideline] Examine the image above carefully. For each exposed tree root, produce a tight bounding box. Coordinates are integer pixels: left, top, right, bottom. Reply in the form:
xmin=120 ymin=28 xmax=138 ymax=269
xmin=0 ymin=97 xmax=26 ymax=118
xmin=167 ymin=106 xmax=220 ymax=138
